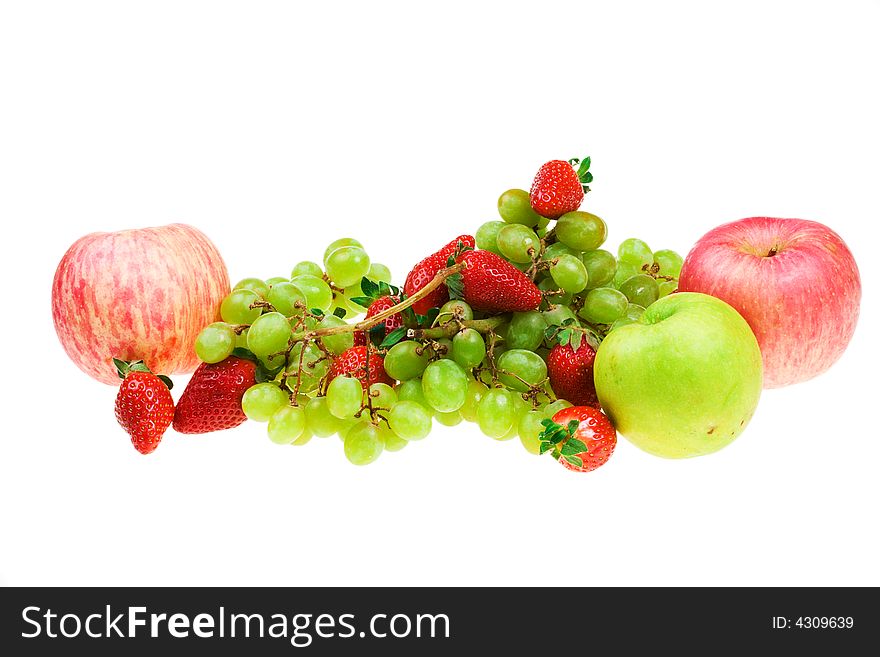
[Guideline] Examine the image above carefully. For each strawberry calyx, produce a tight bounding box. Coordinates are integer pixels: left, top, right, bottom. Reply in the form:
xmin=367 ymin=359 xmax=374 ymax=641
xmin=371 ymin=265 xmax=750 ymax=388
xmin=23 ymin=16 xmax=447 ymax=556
xmin=538 ymin=418 xmax=587 ymax=468
xmin=568 ymin=156 xmax=593 ymax=194
xmin=228 ymin=347 xmax=284 ymax=383
xmin=445 ymin=241 xmax=473 ymax=301
xmin=543 ymin=318 xmax=601 ymax=352
xmin=112 ymin=358 xmax=173 ymax=390
xmin=349 ymin=277 xmax=402 ymax=309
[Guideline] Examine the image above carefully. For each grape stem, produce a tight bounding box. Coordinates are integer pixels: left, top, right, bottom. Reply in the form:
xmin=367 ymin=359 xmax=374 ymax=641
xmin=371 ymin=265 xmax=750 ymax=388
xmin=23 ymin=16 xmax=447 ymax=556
xmin=408 ymin=315 xmax=508 ymax=340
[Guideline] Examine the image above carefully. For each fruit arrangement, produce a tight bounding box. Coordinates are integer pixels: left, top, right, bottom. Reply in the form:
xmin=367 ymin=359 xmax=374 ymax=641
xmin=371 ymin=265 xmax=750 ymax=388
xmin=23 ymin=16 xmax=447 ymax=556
xmin=51 ymin=157 xmax=862 ymax=470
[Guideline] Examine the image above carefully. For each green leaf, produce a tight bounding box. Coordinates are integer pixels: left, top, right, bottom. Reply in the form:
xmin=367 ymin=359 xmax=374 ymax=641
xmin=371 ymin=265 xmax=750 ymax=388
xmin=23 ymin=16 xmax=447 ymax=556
xmin=570 ymin=330 xmax=584 ymax=352
xmin=563 ymin=454 xmax=584 ymax=468
xmin=539 ymin=441 xmax=555 ymax=455
xmin=310 ymin=308 xmax=325 ymax=317
xmin=423 ymin=307 xmax=440 ymax=328
xmin=333 ymin=306 xmax=348 ymax=319
xmin=576 ymin=156 xmax=591 ymax=179
xmin=369 ymin=324 xmax=386 ymax=348
xmin=561 ymin=437 xmax=587 ymax=457
xmin=379 ymin=326 xmax=408 ymax=349
xmin=231 ymin=347 xmax=259 ymax=363
xmin=128 ymin=361 xmax=151 ymax=373
xmin=583 ymin=171 xmax=593 ymax=184
xmin=561 ymin=318 xmax=576 ymax=327
xmin=349 ymin=296 xmax=373 ymax=308
xmin=446 ymin=273 xmax=464 ymax=300
xmin=544 ymin=325 xmax=559 ymax=341
xmin=360 ymin=277 xmax=380 ymax=298
xmin=157 ymin=374 xmax=174 ymax=391
xmin=558 ymin=328 xmax=571 ymax=346
xmin=567 ymin=419 xmax=580 ymax=436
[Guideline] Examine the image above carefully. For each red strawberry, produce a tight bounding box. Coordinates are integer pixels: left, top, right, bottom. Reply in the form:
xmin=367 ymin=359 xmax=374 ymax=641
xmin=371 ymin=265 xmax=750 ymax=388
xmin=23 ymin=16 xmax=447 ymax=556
xmin=547 ymin=340 xmax=599 ymax=408
xmin=113 ymin=359 xmax=175 ymax=455
xmin=449 ymin=250 xmax=542 ymax=314
xmin=539 ymin=405 xmax=617 ymax=473
xmin=354 ymin=295 xmax=403 ymax=346
xmin=173 ymin=356 xmax=257 ymax=434
xmin=529 ymin=157 xmax=592 ymax=219
xmin=404 ymin=235 xmax=475 ymax=315
xmin=328 ymin=345 xmax=393 ymax=388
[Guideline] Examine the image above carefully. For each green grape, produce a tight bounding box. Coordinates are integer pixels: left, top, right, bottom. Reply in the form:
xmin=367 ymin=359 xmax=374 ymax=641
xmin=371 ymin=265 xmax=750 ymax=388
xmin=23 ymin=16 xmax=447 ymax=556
xmin=326 ymin=376 xmax=363 ymax=419
xmin=247 ymin=312 xmax=292 ymax=361
xmin=342 ymin=283 xmax=369 ymax=313
xmin=619 ymin=274 xmax=659 ymax=308
xmin=290 ymin=275 xmax=333 ymax=312
xmin=421 ymin=359 xmax=468 ymax=412
xmin=323 ymin=237 xmax=363 ymax=263
xmin=451 ymin=328 xmax=486 ymax=369
xmin=437 ymin=299 xmax=474 ymax=322
xmin=535 ymin=215 xmax=551 ymax=237
xmin=220 ymin=289 xmax=262 ymax=325
xmin=618 ymin=238 xmax=653 ymax=270
xmin=267 ymin=281 xmax=306 ymax=317
xmin=658 ymin=279 xmax=678 ymax=297
xmin=550 ymin=254 xmax=589 ymax=293
xmin=266 ymin=276 xmax=289 ymax=287
xmin=626 ymin=303 xmax=646 ymax=320
xmin=242 ymin=383 xmax=289 ymax=422
xmin=324 ymin=246 xmax=371 ymax=288
xmin=388 ymin=400 xmax=432 ymax=440
xmin=653 ymin=249 xmax=683 ymax=279
xmin=435 ymin=410 xmax=462 ymax=427
xmin=292 ymin=426 xmax=313 ymax=446
xmin=518 ymin=409 xmax=546 ymax=455
xmin=500 ymin=422 xmax=519 ymax=441
xmin=267 ymin=405 xmax=306 ymax=445
xmin=544 ymin=399 xmax=573 ymax=419
xmin=234 ymin=277 xmax=269 ymax=298
xmin=397 ymin=378 xmax=432 ymax=412
xmin=337 ymin=417 xmax=359 ymax=439
xmin=344 ymin=422 xmax=383 ymax=466
xmin=477 ymin=388 xmax=516 ymax=439
xmin=542 ymin=304 xmax=578 ymax=327
xmin=497 ymin=188 xmax=542 ymax=227
xmin=368 ymin=262 xmax=392 ymax=283
xmin=475 ymin=220 xmax=506 ymax=255
xmin=579 ymin=287 xmax=629 ymax=324
xmin=305 ymin=397 xmax=342 ymax=437
xmin=612 ymin=261 xmax=639 ymax=288
xmin=291 ymin=260 xmax=324 ymax=279
xmin=497 ymin=224 xmax=541 ymax=263
xmin=507 ymin=311 xmax=546 ymax=351
xmin=368 ymin=382 xmax=397 ymax=409
xmin=284 ymin=342 xmax=329 ymax=393
xmin=556 ymin=211 xmax=607 ymax=251
xmin=195 ymin=322 xmax=235 ymax=364
xmin=544 ymin=241 xmax=579 ymax=261
xmin=317 ymin=315 xmax=355 ymax=355
xmin=460 ymin=379 xmax=488 ymax=422
xmin=384 ymin=340 xmax=431 ymax=381
xmin=537 ymin=278 xmax=573 ymax=306
xmin=582 ymin=249 xmax=618 ymax=289
xmin=609 ymin=316 xmax=637 ymax=331
xmin=380 ymin=423 xmax=408 ymax=452
xmin=497 ymin=349 xmax=548 ymax=392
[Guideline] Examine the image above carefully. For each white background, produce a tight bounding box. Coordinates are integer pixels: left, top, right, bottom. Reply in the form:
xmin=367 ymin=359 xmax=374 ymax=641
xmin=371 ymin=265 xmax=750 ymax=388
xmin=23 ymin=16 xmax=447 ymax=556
xmin=1 ymin=0 xmax=878 ymax=587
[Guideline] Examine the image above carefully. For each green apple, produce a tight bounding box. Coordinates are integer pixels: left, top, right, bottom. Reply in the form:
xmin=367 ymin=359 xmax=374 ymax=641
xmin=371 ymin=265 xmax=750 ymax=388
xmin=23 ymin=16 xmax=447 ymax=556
xmin=594 ymin=292 xmax=762 ymax=458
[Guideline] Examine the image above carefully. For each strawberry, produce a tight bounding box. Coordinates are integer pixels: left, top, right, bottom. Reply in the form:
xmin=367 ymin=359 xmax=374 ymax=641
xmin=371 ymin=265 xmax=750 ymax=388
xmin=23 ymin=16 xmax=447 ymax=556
xmin=538 ymin=405 xmax=617 ymax=472
xmin=173 ymin=356 xmax=257 ymax=434
xmin=113 ymin=359 xmax=175 ymax=455
xmin=529 ymin=157 xmax=593 ymax=219
xmin=354 ymin=295 xmax=403 ymax=346
xmin=327 ymin=345 xmax=393 ymax=388
xmin=403 ymin=235 xmax=475 ymax=315
xmin=547 ymin=337 xmax=600 ymax=409
xmin=448 ymin=249 xmax=542 ymax=314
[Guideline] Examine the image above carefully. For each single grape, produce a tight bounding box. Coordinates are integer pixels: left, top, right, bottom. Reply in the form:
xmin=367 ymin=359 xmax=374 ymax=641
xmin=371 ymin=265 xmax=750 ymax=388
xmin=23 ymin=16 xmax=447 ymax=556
xmin=234 ymin=277 xmax=269 ymax=299
xmin=497 ymin=224 xmax=541 ymax=263
xmin=580 ymin=287 xmax=629 ymax=324
xmin=626 ymin=303 xmax=646 ymax=320
xmin=317 ymin=314 xmax=355 ymax=355
xmin=542 ymin=304 xmax=578 ymax=327
xmin=388 ymin=400 xmax=432 ymax=440
xmin=537 ymin=277 xmax=574 ymax=306
xmin=421 ymin=359 xmax=468 ymax=412
xmin=266 ymin=276 xmax=289 ymax=287
xmin=653 ymin=249 xmax=683 ymax=279
xmin=344 ymin=422 xmax=383 ymax=466
xmin=195 ymin=322 xmax=235 ymax=364
xmin=220 ymin=289 xmax=262 ymax=325
xmin=544 ymin=399 xmax=573 ymax=418
xmin=368 ymin=262 xmax=392 ymax=283
xmin=658 ymin=279 xmax=678 ymax=297
xmin=497 ymin=188 xmax=542 ymax=226
xmin=618 ymin=238 xmax=653 ymax=270
xmin=325 ymin=246 xmax=371 ymax=288
xmin=267 ymin=281 xmax=306 ymax=317
xmin=242 ymin=383 xmax=289 ymax=422
xmin=384 ymin=340 xmax=431 ymax=381
xmin=291 ymin=261 xmax=324 ymax=279
xmin=267 ymin=405 xmax=306 ymax=445
xmin=619 ymin=274 xmax=659 ymax=308
xmin=507 ymin=311 xmax=546 ymax=351
xmin=247 ymin=312 xmax=292 ymax=362
xmin=380 ymin=423 xmax=408 ymax=452
xmin=305 ymin=397 xmax=342 ymax=437
xmin=437 ymin=299 xmax=474 ymax=323
xmin=609 ymin=317 xmax=637 ymax=331
xmin=326 ymin=376 xmax=363 ymax=419
xmin=544 ymin=241 xmax=579 ymax=261
xmin=518 ymin=409 xmax=546 ymax=455
xmin=612 ymin=261 xmax=639 ymax=289
xmin=435 ymin=410 xmax=462 ymax=427
xmin=475 ymin=220 xmax=506 ymax=255
xmin=368 ymin=382 xmax=397 ymax=409
xmin=396 ymin=378 xmax=432 ymax=412
xmin=550 ymin=254 xmax=589 ymax=293
xmin=556 ymin=211 xmax=607 ymax=251
xmin=284 ymin=342 xmax=329 ymax=393
xmin=497 ymin=349 xmax=548 ymax=392
xmin=582 ymin=249 xmax=618 ymax=289
xmin=323 ymin=237 xmax=363 ymax=263
xmin=290 ymin=275 xmax=333 ymax=312
xmin=477 ymin=388 xmax=516 ymax=439
xmin=451 ymin=328 xmax=486 ymax=370
xmin=459 ymin=378 xmax=488 ymax=422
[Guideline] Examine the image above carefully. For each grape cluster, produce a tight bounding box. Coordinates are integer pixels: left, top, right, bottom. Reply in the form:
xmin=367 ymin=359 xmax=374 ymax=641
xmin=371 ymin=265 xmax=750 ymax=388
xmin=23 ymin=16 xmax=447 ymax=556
xmin=191 ymin=173 xmax=683 ymax=468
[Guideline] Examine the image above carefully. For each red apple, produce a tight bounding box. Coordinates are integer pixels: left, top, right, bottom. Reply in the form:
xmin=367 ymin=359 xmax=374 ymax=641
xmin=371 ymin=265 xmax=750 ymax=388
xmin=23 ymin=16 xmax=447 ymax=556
xmin=678 ymin=217 xmax=860 ymax=388
xmin=52 ymin=223 xmax=230 ymax=385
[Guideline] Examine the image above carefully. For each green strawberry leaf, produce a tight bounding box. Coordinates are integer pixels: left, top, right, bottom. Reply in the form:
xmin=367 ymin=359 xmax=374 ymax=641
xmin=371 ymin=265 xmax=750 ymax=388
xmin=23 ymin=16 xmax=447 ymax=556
xmin=422 ymin=307 xmax=440 ymax=328
xmin=446 ymin=272 xmax=464 ymax=300
xmin=157 ymin=374 xmax=174 ymax=391
xmin=560 ymin=437 xmax=587 ymax=457
xmin=564 ymin=454 xmax=584 ymax=468
xmin=544 ymin=324 xmax=559 ymax=341
xmin=231 ymin=347 xmax=259 ymax=363
xmin=561 ymin=318 xmax=576 ymax=327
xmin=333 ymin=306 xmax=348 ymax=319
xmin=350 ymin=296 xmax=374 ymax=308
xmin=368 ymin=324 xmax=386 ymax=348
xmin=379 ymin=326 xmax=408 ymax=349
xmin=360 ymin=277 xmax=380 ymax=298
xmin=539 ymin=441 xmax=555 ymax=455
xmin=558 ymin=328 xmax=572 ymax=346
xmin=570 ymin=330 xmax=584 ymax=352
xmin=310 ymin=308 xmax=325 ymax=317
